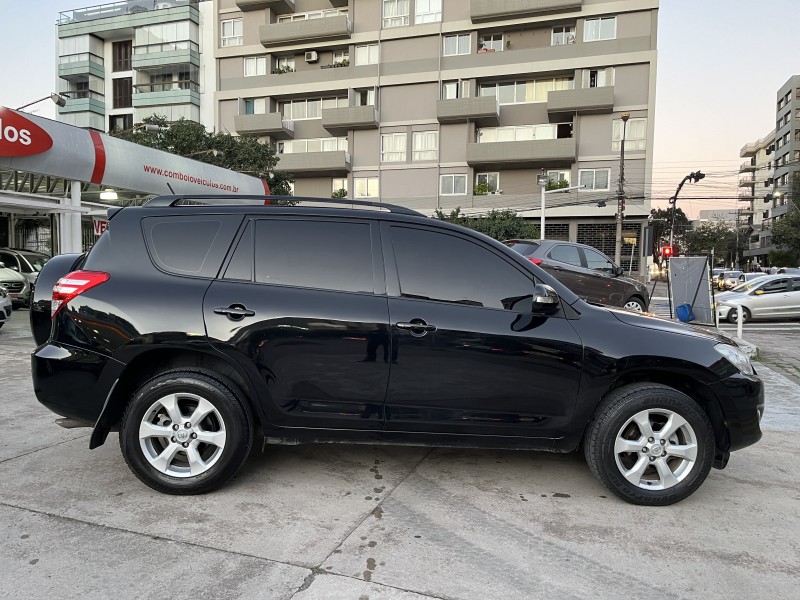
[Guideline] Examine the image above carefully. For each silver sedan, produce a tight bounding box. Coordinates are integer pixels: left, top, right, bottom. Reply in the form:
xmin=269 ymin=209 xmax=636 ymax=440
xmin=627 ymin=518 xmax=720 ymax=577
xmin=716 ymin=274 xmax=800 ymax=323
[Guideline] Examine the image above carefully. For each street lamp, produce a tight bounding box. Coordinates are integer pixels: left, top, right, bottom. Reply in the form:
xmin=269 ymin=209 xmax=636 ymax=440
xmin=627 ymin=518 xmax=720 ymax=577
xmin=16 ymin=92 xmax=70 ymax=111
xmin=614 ymin=112 xmax=630 ymax=264
xmin=537 ymin=170 xmax=585 ymax=240
xmin=668 ymin=170 xmax=706 ymax=249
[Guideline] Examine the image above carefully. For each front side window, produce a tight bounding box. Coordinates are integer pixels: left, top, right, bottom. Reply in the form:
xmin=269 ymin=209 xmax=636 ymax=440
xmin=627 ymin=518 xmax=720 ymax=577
xmin=383 ymin=0 xmax=409 ymax=28
xmin=612 ymin=118 xmax=647 ymax=151
xmin=415 ymin=0 xmax=442 ymax=23
xmin=758 ymin=279 xmax=789 ymax=294
xmin=412 ymin=131 xmax=438 ymax=161
xmin=221 ymin=18 xmax=243 ymax=47
xmin=475 ymin=172 xmax=499 ymax=193
xmin=440 ymin=174 xmax=467 ymax=195
xmin=244 ymin=56 xmax=268 ymax=77
xmin=255 ymin=220 xmax=374 ymax=294
xmin=354 ymin=177 xmax=379 ymax=198
xmin=583 ymin=247 xmax=615 ymax=271
xmin=584 ymin=16 xmax=616 ymax=42
xmin=444 ymin=33 xmax=470 ymax=56
xmin=390 ymin=226 xmax=536 ymax=311
xmin=355 ymin=44 xmax=379 ymax=65
xmin=579 ymin=169 xmax=611 ymax=191
xmin=381 ymin=133 xmax=407 ymax=162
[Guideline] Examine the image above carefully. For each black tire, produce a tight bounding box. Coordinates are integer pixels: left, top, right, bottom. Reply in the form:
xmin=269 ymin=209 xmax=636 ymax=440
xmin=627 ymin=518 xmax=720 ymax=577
xmin=583 ymin=383 xmax=714 ymax=506
xmin=727 ymin=306 xmax=750 ymax=324
xmin=623 ymin=297 xmax=647 ymax=313
xmin=119 ymin=369 xmax=254 ymax=494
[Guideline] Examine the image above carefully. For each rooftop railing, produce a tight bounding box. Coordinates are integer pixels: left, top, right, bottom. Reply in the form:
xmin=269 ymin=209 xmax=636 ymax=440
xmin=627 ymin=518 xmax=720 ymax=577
xmin=59 ymin=0 xmax=205 ymax=25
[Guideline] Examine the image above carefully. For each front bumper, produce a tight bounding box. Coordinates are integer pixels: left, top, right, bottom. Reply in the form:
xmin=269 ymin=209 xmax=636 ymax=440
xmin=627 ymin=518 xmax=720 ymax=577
xmin=709 ymin=371 xmax=764 ymax=453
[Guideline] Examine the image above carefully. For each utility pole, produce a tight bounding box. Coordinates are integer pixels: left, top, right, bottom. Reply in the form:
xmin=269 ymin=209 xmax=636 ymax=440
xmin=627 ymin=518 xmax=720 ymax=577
xmin=669 ymin=170 xmax=706 ymax=249
xmin=614 ymin=112 xmax=630 ymax=264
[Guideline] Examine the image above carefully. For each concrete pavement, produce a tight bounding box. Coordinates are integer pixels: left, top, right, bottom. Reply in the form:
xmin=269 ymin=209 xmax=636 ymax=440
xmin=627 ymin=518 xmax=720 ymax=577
xmin=1 ymin=310 xmax=799 ymax=600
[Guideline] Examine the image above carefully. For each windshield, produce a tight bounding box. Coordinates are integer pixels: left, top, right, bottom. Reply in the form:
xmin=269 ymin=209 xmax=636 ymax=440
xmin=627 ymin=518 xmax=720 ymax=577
xmin=730 ymin=281 xmax=762 ymax=293
xmin=19 ymin=252 xmax=49 ymax=272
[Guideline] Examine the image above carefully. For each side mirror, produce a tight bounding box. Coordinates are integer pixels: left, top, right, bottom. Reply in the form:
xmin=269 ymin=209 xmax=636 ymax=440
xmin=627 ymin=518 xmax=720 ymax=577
xmin=614 ymin=266 xmax=624 ymax=277
xmin=532 ymin=284 xmax=559 ymax=312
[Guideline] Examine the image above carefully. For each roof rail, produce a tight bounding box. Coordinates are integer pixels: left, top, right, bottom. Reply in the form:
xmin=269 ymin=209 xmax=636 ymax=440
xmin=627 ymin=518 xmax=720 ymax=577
xmin=143 ymin=195 xmax=425 ymax=217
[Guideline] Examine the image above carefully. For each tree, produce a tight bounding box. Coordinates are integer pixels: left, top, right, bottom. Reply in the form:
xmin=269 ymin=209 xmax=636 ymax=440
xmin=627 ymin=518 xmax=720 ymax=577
xmin=331 ymin=188 xmax=348 ymax=199
xmin=768 ymin=248 xmax=798 ymax=268
xmin=434 ymin=208 xmax=539 ymax=241
xmin=113 ymin=115 xmax=294 ymax=197
xmin=681 ymin=222 xmax=745 ymax=266
xmin=649 ymin=207 xmax=689 ymax=267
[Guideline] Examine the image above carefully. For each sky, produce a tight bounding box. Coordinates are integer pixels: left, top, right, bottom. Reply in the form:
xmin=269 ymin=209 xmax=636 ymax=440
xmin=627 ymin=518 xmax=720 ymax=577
xmin=0 ymin=0 xmax=797 ymax=218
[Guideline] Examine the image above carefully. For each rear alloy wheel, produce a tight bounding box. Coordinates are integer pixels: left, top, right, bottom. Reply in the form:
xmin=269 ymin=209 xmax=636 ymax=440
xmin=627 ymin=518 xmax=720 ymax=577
xmin=727 ymin=307 xmax=750 ymax=324
xmin=623 ymin=298 xmax=646 ymax=313
xmin=120 ymin=370 xmax=253 ymax=494
xmin=584 ymin=383 xmax=714 ymax=505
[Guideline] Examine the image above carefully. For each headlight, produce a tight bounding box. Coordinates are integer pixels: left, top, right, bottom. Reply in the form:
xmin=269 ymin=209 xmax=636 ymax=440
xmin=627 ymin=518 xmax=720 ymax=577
xmin=714 ymin=344 xmax=754 ymax=375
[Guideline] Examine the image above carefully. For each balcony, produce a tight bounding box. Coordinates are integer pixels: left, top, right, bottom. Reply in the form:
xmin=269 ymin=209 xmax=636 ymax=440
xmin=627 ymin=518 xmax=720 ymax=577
xmin=132 ymin=41 xmax=199 ymax=70
xmin=738 ymin=176 xmax=755 ymax=187
xmin=470 ymin=0 xmax=582 ymax=22
xmin=436 ymin=97 xmax=499 ymax=126
xmin=260 ymin=15 xmax=351 ymax=47
xmin=277 ymin=151 xmax=351 ymax=177
xmin=236 ymin=0 xmax=295 ymax=13
xmin=547 ymin=87 xmax=614 ymax=117
xmin=466 ymin=138 xmax=576 ymax=169
xmin=739 ymin=161 xmax=756 ymax=172
xmin=322 ymin=106 xmax=378 ymax=134
xmin=58 ymin=1 xmax=199 ymax=37
xmin=58 ymin=54 xmax=105 ymax=80
xmin=234 ymin=113 xmax=294 ymax=139
xmin=738 ymin=191 xmax=755 ymax=201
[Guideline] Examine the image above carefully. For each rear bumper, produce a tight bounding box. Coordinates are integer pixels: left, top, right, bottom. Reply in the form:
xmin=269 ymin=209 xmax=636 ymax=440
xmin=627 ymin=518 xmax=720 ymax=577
xmin=32 ymin=342 xmax=123 ymax=422
xmin=709 ymin=372 xmax=764 ymax=452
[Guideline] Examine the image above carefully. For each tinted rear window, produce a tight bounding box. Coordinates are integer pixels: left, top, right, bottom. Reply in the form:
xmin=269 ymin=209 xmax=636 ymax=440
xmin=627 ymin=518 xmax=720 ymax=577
xmin=505 ymin=241 xmax=539 ymax=256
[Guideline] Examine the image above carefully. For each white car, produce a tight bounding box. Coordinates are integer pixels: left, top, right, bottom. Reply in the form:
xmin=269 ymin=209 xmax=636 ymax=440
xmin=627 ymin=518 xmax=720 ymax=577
xmin=0 ymin=265 xmax=31 ymax=308
xmin=0 ymin=285 xmax=12 ymax=329
xmin=716 ymin=274 xmax=800 ymax=323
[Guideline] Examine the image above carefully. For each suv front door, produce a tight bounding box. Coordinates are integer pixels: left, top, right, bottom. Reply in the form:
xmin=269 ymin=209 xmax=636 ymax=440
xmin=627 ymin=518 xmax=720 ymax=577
xmin=582 ymin=246 xmax=628 ymax=306
xmin=381 ymin=224 xmax=584 ymax=439
xmin=204 ymin=217 xmax=390 ymax=430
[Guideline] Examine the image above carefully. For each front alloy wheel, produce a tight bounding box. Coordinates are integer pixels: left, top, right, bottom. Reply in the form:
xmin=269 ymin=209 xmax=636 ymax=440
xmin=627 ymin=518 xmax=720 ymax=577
xmin=623 ymin=298 xmax=646 ymax=313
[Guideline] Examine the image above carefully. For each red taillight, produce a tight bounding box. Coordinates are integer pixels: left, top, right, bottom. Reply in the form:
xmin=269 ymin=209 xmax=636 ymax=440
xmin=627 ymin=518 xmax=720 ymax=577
xmin=527 ymin=257 xmax=543 ymax=266
xmin=52 ymin=271 xmax=110 ymax=318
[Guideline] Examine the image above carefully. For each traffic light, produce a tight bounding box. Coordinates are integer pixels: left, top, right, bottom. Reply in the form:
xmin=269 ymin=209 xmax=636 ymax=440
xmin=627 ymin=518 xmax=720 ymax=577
xmin=661 ymin=246 xmax=674 ymax=259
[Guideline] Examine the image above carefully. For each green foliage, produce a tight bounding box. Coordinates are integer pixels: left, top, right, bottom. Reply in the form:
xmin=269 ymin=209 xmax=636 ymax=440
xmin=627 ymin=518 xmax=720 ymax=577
xmin=434 ymin=208 xmax=539 ymax=241
xmin=681 ymin=222 xmax=745 ymax=265
xmin=113 ymin=115 xmax=294 ymax=199
xmin=545 ymin=178 xmax=569 ymax=191
xmin=650 ymin=207 xmax=689 ymax=267
xmin=473 ymin=182 xmax=490 ymax=196
xmin=331 ymin=188 xmax=348 ymax=199
xmin=771 ymin=208 xmax=800 ymax=256
xmin=768 ymin=248 xmax=799 ymax=268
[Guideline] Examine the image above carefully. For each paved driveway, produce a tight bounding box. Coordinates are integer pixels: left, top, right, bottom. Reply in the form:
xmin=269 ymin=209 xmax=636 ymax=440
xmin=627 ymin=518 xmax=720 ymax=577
xmin=1 ymin=311 xmax=799 ymax=599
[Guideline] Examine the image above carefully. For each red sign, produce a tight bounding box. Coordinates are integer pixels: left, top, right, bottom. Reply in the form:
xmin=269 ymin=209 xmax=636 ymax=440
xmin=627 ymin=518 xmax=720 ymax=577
xmin=93 ymin=218 xmax=109 ymax=236
xmin=0 ymin=108 xmax=54 ymax=157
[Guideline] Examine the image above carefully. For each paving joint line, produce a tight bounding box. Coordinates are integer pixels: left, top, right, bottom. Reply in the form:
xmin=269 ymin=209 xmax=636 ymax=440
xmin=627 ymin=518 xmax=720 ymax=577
xmin=0 ymin=432 xmax=91 ymax=465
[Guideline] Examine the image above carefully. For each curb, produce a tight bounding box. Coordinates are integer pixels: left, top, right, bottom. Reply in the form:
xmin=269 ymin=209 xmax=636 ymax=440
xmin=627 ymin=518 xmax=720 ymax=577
xmin=732 ymin=336 xmax=758 ymax=359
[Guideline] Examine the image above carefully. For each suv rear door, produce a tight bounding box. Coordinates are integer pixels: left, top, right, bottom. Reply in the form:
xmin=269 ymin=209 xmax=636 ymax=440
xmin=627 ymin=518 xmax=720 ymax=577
xmin=204 ymin=216 xmax=390 ymax=430
xmin=381 ymin=223 xmax=584 ymax=439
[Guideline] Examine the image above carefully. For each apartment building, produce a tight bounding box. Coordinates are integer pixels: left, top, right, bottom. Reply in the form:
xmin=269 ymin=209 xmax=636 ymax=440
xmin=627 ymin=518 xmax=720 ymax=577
xmin=739 ymin=130 xmax=774 ymax=266
xmin=771 ymin=76 xmax=800 ymax=223
xmin=215 ymin=0 xmax=658 ymax=274
xmin=56 ymin=0 xmax=216 ymax=132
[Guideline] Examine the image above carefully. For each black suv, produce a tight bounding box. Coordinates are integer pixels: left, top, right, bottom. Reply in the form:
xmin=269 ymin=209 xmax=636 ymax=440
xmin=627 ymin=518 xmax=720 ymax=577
xmin=504 ymin=239 xmax=650 ymax=312
xmin=31 ymin=197 xmax=764 ymax=505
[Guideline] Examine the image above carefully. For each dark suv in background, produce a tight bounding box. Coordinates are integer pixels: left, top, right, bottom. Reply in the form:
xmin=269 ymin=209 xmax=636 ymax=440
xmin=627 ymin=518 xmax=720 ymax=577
xmin=504 ymin=239 xmax=650 ymax=312
xmin=30 ymin=196 xmax=763 ymax=506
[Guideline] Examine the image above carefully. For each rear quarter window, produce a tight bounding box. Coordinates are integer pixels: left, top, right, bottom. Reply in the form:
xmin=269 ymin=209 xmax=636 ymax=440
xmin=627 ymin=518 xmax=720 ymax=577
xmin=142 ymin=215 xmax=243 ymax=278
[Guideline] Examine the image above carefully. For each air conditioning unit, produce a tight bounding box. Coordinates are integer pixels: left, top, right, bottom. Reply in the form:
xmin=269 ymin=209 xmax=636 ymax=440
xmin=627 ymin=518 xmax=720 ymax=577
xmin=304 ymin=51 xmax=319 ymax=63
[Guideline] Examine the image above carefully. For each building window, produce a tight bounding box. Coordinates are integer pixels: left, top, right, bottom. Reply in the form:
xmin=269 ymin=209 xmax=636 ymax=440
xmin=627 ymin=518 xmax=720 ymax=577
xmin=579 ymin=169 xmax=611 ymax=191
xmin=552 ymin=25 xmax=575 ymax=45
xmin=548 ymin=170 xmax=571 ymax=185
xmin=112 ymin=40 xmax=131 ymax=72
xmin=415 ymin=0 xmax=441 ymax=24
xmin=355 ymin=177 xmax=379 ymax=198
xmin=479 ymin=77 xmax=574 ymax=104
xmin=443 ymin=33 xmax=470 ymax=56
xmin=442 ymin=80 xmax=470 ymax=100
xmin=476 ymin=172 xmax=499 ymax=193
xmin=440 ymin=174 xmax=467 ymax=195
xmin=478 ymin=34 xmax=503 ymax=52
xmin=274 ymin=56 xmax=295 ymax=73
xmin=112 ymin=77 xmax=132 ymax=108
xmin=381 ymin=133 xmax=407 ymax=162
xmin=333 ymin=50 xmax=349 ymax=65
xmin=221 ymin=18 xmax=243 ymax=47
xmin=278 ymin=9 xmax=347 ymax=22
xmin=383 ymin=0 xmax=409 ymax=28
xmin=412 ymin=131 xmax=438 ymax=161
xmin=278 ymin=137 xmax=348 ymax=154
xmin=583 ymin=67 xmax=614 ymax=88
xmin=332 ymin=178 xmax=348 ymax=196
xmin=612 ymin=118 xmax=647 ymax=151
xmin=243 ymin=98 xmax=266 ymax=115
xmin=281 ymin=98 xmax=336 ymax=120
xmin=478 ymin=124 xmax=571 ymax=142
xmin=355 ymin=44 xmax=379 ymax=65
xmin=584 ymin=16 xmax=616 ymax=42
xmin=109 ymin=113 xmax=133 ymax=133
xmin=244 ymin=56 xmax=268 ymax=77
xmin=355 ymin=87 xmax=376 ymax=106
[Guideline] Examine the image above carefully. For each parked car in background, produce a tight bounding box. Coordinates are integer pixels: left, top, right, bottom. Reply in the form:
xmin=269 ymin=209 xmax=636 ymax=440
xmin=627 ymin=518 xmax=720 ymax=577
xmin=712 ymin=268 xmax=726 ymax=287
xmin=0 ymin=285 xmax=12 ymax=328
xmin=716 ymin=274 xmax=800 ymax=323
xmin=737 ymin=272 xmax=767 ymax=285
xmin=777 ymin=267 xmax=800 ymax=275
xmin=503 ymin=239 xmax=650 ymax=312
xmin=718 ymin=270 xmax=743 ymax=290
xmin=0 ymin=265 xmax=31 ymax=308
xmin=0 ymin=248 xmax=50 ymax=288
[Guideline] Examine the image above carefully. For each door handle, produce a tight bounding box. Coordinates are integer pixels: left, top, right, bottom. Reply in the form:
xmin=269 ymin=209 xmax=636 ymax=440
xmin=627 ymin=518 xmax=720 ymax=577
xmin=396 ymin=320 xmax=437 ymax=333
xmin=214 ymin=305 xmax=256 ymax=319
